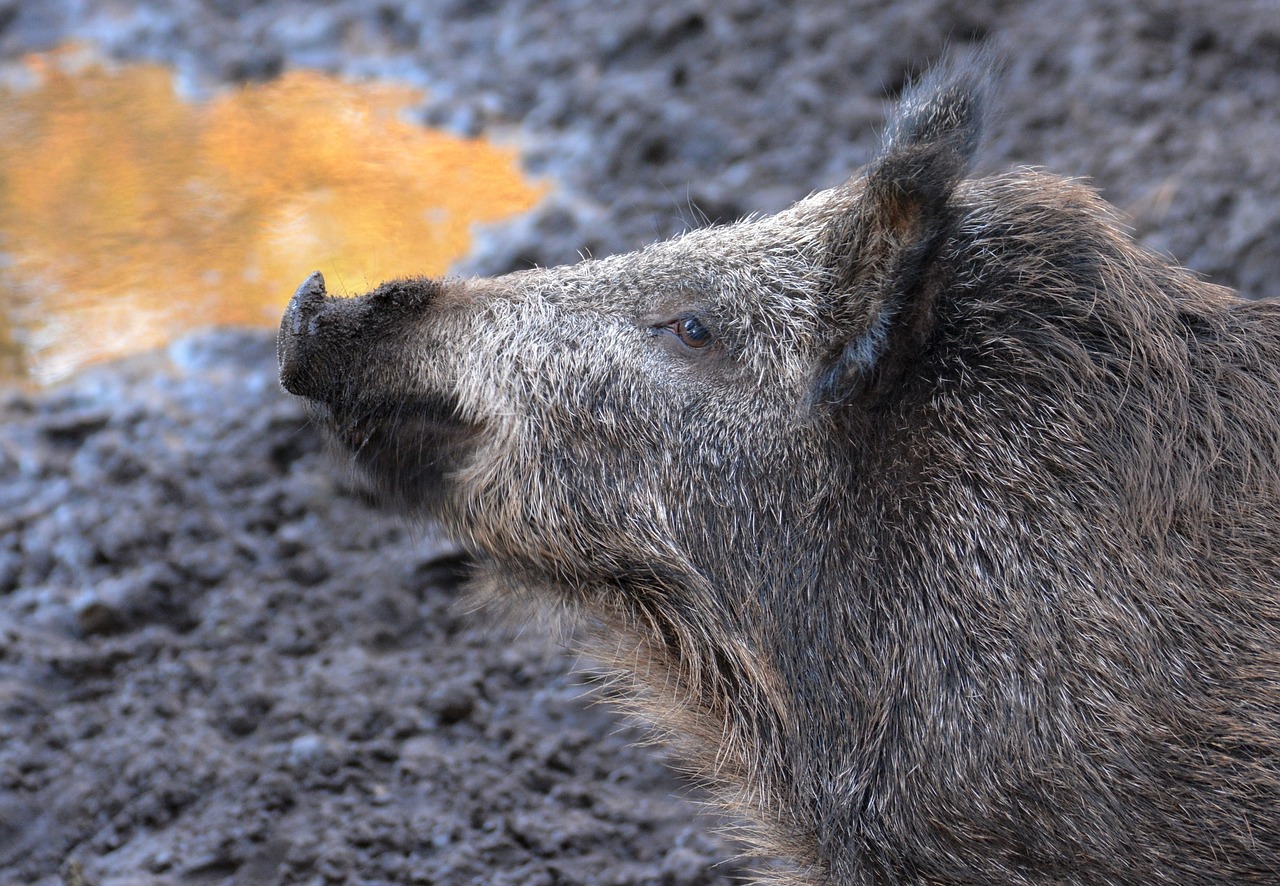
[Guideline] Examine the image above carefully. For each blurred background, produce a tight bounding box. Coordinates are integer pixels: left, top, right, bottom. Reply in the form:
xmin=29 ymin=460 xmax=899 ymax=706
xmin=0 ymin=40 xmax=543 ymax=384
xmin=1 ymin=1 xmax=1278 ymax=883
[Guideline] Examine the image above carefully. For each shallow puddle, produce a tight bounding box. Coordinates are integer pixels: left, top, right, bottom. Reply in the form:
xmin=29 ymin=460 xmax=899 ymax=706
xmin=0 ymin=45 xmax=546 ymax=384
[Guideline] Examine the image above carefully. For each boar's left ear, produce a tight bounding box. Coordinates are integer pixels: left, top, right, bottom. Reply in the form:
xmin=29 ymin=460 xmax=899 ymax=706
xmin=814 ymin=54 xmax=992 ymax=407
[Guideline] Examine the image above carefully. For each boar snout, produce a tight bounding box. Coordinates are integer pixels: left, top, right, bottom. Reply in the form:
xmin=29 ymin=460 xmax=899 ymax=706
xmin=278 ymin=270 xmax=441 ymax=401
xmin=278 ymin=270 xmax=471 ymax=512
xmin=278 ymin=271 xmax=333 ymax=399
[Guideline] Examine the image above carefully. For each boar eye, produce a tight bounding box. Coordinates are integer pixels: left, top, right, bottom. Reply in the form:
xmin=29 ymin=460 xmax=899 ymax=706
xmin=669 ymin=315 xmax=713 ymax=349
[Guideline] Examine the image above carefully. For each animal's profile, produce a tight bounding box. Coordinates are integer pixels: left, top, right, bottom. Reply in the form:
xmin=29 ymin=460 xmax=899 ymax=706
xmin=278 ymin=57 xmax=1280 ymax=885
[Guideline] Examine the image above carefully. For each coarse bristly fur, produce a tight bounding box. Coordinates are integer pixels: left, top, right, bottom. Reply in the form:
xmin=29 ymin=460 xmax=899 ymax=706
xmin=277 ymin=52 xmax=1280 ymax=885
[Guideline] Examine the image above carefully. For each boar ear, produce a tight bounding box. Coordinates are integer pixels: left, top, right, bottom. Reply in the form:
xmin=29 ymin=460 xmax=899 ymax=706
xmin=814 ymin=54 xmax=992 ymax=407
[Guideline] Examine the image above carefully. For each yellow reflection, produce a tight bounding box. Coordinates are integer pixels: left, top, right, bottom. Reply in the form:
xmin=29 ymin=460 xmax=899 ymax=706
xmin=0 ymin=45 xmax=546 ymax=383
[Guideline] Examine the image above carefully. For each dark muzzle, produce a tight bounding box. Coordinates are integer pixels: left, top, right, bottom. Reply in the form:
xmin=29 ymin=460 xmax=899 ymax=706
xmin=278 ymin=271 xmax=441 ymax=401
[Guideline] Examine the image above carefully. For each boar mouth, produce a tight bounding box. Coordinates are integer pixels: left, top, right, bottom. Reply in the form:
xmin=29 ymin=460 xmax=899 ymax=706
xmin=314 ymin=392 xmax=479 ymax=513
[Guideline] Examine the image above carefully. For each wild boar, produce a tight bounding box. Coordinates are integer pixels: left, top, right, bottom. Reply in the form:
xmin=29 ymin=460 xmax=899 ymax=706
xmin=277 ymin=58 xmax=1280 ymax=885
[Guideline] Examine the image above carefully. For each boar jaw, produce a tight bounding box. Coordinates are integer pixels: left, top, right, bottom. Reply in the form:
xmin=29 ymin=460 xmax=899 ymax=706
xmin=278 ymin=271 xmax=477 ymax=511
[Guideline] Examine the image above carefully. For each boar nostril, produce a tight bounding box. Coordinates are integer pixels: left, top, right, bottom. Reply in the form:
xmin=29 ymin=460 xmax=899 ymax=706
xmin=293 ymin=271 xmax=327 ymax=317
xmin=278 ymin=270 xmax=329 ymax=397
xmin=283 ymin=271 xmax=328 ymax=335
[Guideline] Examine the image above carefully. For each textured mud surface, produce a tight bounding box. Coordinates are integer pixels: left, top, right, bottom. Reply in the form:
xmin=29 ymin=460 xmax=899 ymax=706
xmin=0 ymin=332 xmax=740 ymax=886
xmin=2 ymin=1 xmax=1280 ymax=883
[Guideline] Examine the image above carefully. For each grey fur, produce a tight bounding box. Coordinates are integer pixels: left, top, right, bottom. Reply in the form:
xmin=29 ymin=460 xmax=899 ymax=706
xmin=278 ymin=59 xmax=1280 ymax=885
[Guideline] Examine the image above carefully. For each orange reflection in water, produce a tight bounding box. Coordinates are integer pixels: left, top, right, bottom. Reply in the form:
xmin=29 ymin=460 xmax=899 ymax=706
xmin=0 ymin=46 xmax=546 ymax=383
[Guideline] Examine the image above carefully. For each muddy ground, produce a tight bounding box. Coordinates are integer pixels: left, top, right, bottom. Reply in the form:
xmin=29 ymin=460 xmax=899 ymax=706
xmin=2 ymin=1 xmax=1280 ymax=884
